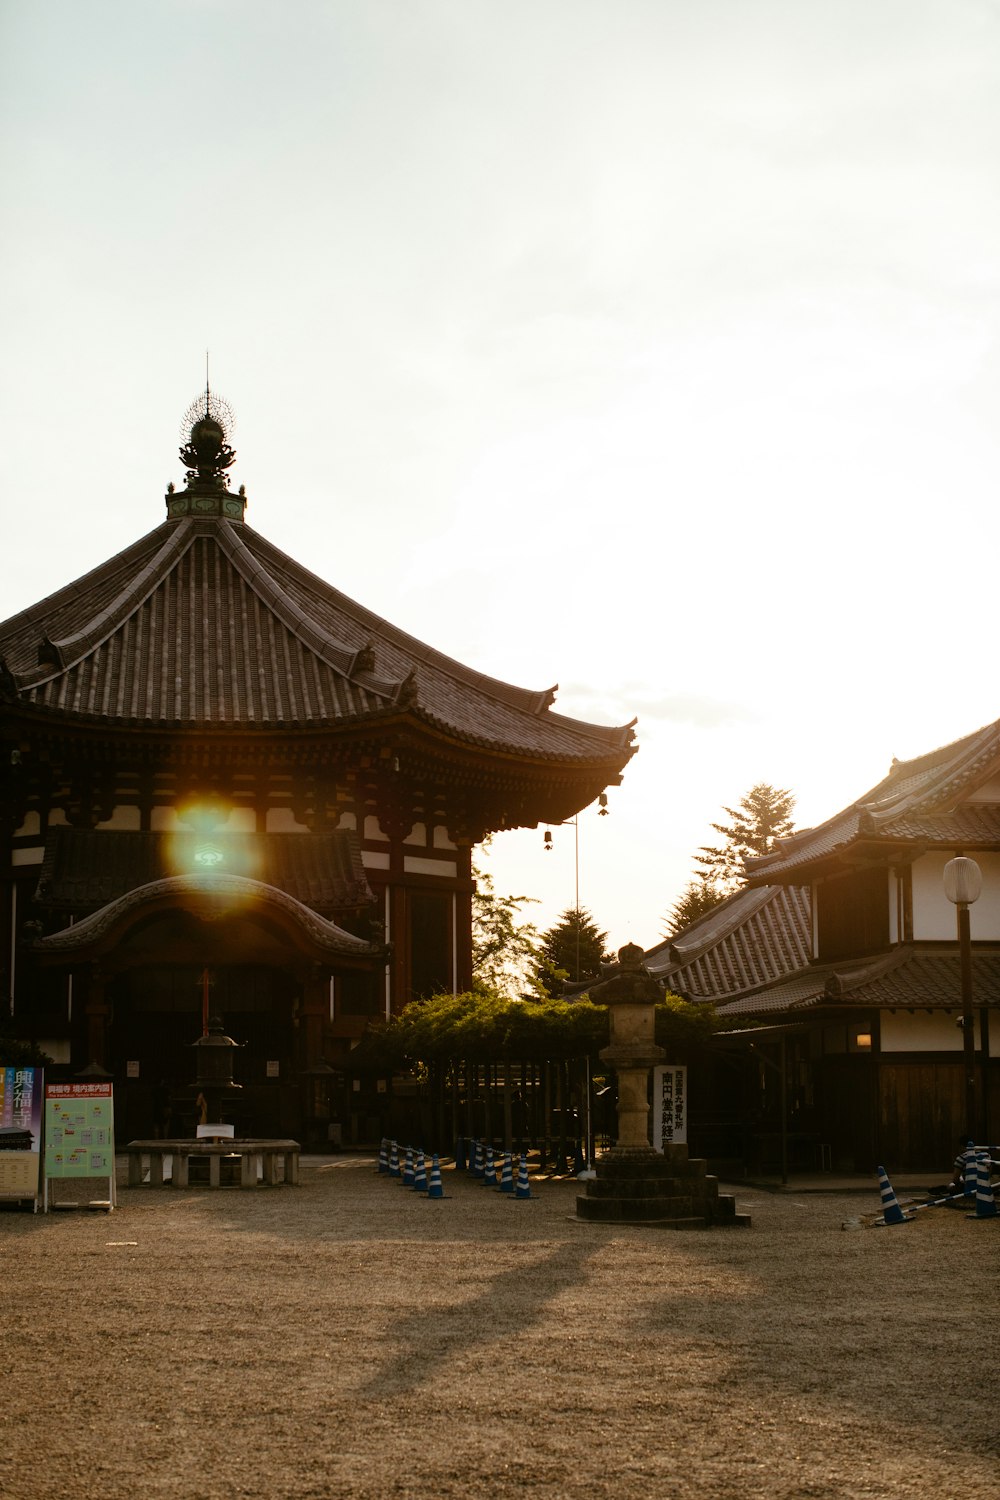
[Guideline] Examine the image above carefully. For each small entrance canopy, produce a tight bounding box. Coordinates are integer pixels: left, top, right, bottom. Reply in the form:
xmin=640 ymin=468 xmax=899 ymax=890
xmin=34 ymin=873 xmax=383 ymax=970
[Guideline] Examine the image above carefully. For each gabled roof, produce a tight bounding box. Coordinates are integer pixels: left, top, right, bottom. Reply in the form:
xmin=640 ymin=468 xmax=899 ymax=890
xmin=645 ymin=884 xmax=812 ymax=1004
xmin=646 ymin=874 xmax=1000 ymax=1020
xmin=0 ymin=513 xmax=635 ymax=772
xmin=746 ymin=718 xmax=1000 ymax=883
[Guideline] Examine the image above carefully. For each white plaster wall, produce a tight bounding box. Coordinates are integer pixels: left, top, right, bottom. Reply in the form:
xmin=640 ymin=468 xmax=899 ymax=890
xmin=434 ymin=826 xmax=457 ymax=850
xmin=364 ymin=815 xmax=388 ymax=842
xmin=403 ymin=856 xmax=457 ymax=878
xmin=11 ymin=847 xmax=43 ymax=865
xmin=225 ymin=808 xmax=256 ymax=833
xmin=265 ymin=807 xmax=310 ymax=833
xmin=880 ymin=1009 xmax=974 ymax=1052
xmin=403 ymin=822 xmax=427 ymax=847
xmin=911 ymin=851 xmax=1000 ymax=940
xmin=13 ymin=811 xmax=40 ymax=837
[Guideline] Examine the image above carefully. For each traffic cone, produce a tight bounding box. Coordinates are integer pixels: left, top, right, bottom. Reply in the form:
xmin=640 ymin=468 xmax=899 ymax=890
xmin=412 ymin=1150 xmax=428 ymax=1193
xmin=426 ymin=1155 xmax=447 ymax=1199
xmin=454 ymin=1137 xmax=467 ymax=1172
xmin=963 ymin=1141 xmax=979 ymax=1197
xmin=497 ymin=1152 xmax=514 ymax=1193
xmin=968 ymin=1153 xmax=998 ymax=1220
xmin=514 ymin=1154 xmax=533 ymax=1200
xmin=389 ymin=1141 xmax=400 ymax=1178
xmin=402 ymin=1146 xmax=415 ymax=1186
xmin=875 ymin=1166 xmax=910 ymax=1226
xmin=473 ymin=1141 xmax=485 ymax=1179
xmin=482 ymin=1146 xmax=497 ymax=1186
xmin=377 ymin=1139 xmax=389 ymax=1174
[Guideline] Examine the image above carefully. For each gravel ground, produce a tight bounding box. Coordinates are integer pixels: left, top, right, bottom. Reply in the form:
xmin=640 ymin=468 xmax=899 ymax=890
xmin=1 ymin=1156 xmax=997 ymax=1500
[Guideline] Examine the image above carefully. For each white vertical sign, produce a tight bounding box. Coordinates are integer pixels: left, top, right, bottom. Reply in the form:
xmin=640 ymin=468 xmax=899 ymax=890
xmin=652 ymin=1065 xmax=687 ymax=1150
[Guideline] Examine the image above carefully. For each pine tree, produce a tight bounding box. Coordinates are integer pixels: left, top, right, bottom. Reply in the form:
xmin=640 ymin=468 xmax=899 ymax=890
xmin=662 ymin=878 xmax=726 ymax=939
xmin=535 ymin=907 xmax=612 ymax=991
xmin=694 ymin=782 xmax=795 ymax=893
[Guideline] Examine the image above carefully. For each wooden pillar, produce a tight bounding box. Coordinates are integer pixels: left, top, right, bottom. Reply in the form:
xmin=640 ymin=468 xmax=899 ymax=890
xmin=299 ymin=966 xmax=328 ymax=1067
xmin=84 ymin=967 xmax=111 ymax=1069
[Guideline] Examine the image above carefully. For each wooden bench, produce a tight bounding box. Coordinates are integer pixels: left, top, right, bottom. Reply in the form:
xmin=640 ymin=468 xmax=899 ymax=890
xmin=125 ymin=1139 xmax=300 ymax=1188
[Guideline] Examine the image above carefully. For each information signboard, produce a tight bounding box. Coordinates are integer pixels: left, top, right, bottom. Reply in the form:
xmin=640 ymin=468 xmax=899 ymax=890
xmin=44 ymin=1082 xmax=116 ymax=1210
xmin=0 ymin=1066 xmax=44 ymax=1206
xmin=652 ymin=1064 xmax=688 ymax=1150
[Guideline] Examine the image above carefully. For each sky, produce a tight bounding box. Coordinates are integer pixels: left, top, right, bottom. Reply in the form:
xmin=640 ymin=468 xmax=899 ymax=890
xmin=2 ymin=0 xmax=1000 ymax=953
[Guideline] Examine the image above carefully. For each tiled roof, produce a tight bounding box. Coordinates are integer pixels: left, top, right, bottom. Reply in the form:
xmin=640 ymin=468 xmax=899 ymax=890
xmin=715 ymin=947 xmax=1000 ymax=1019
xmin=645 ymin=885 xmax=812 ymax=1003
xmin=0 ymin=516 xmax=635 ymax=769
xmin=35 ymin=828 xmax=373 ymax=917
xmin=746 ymin=718 xmax=1000 ymax=882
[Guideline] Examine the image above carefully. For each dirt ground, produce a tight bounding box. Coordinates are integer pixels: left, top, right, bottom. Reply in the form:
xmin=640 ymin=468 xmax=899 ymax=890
xmin=1 ymin=1156 xmax=997 ymax=1500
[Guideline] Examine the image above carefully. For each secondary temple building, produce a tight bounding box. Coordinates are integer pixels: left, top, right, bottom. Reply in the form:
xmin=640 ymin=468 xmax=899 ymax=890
xmin=0 ymin=394 xmax=636 ymax=1144
xmin=647 ymin=727 xmax=1000 ymax=1172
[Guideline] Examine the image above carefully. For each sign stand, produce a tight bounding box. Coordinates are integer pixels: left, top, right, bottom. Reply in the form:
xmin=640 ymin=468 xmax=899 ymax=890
xmin=652 ymin=1064 xmax=688 ymax=1151
xmin=43 ymin=1082 xmax=116 ymax=1213
xmin=0 ymin=1066 xmax=44 ymax=1213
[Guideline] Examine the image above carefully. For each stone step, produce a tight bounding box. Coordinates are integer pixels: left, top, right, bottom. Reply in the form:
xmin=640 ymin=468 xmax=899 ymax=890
xmin=595 ymin=1155 xmax=709 ymax=1181
xmin=575 ymin=1194 xmax=700 ymax=1222
xmin=584 ymin=1176 xmax=715 ymax=1199
xmin=575 ymin=1199 xmax=711 ymax=1228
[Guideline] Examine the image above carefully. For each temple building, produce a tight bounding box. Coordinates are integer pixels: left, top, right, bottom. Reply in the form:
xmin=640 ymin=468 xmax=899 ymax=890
xmin=0 ymin=393 xmax=636 ymax=1143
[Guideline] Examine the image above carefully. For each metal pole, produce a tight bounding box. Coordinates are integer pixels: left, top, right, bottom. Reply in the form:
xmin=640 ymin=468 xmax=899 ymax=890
xmin=958 ymin=903 xmax=977 ymax=1137
xmin=574 ymin=816 xmax=580 ymax=982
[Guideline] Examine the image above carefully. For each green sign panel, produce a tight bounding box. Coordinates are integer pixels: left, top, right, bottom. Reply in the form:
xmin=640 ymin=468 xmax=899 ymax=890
xmin=44 ymin=1083 xmax=115 ymax=1178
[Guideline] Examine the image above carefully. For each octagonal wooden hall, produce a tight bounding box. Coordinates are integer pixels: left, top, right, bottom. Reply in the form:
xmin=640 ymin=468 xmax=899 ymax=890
xmin=0 ymin=394 xmax=636 ymax=1144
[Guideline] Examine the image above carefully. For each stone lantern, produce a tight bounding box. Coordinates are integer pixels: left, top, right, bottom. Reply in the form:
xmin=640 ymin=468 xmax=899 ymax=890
xmin=595 ymin=943 xmax=665 ymax=1153
xmin=576 ymin=944 xmax=748 ymax=1228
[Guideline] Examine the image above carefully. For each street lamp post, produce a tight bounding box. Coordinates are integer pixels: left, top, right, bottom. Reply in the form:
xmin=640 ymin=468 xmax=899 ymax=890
xmin=943 ymin=855 xmax=982 ymax=1140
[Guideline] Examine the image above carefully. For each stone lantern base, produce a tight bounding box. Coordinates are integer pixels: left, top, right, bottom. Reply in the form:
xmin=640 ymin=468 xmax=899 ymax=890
xmin=576 ymin=1143 xmax=750 ymax=1229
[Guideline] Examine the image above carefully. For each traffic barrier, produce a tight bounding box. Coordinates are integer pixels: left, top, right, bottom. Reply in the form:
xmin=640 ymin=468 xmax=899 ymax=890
xmin=968 ymin=1153 xmax=998 ymax=1221
xmin=874 ymin=1166 xmax=911 ymax=1226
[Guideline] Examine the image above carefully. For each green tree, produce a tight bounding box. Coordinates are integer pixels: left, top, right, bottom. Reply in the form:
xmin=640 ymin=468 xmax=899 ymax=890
xmin=535 ymin=907 xmax=612 ymax=990
xmin=694 ymin=782 xmax=795 ymax=894
xmin=471 ymin=857 xmax=542 ymax=999
xmin=662 ymin=877 xmax=726 ymax=939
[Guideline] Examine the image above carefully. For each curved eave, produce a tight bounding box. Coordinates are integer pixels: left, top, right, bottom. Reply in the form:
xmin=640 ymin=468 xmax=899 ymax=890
xmin=4 ymin=697 xmax=636 ymax=779
xmin=34 ymin=874 xmax=384 ymax=968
